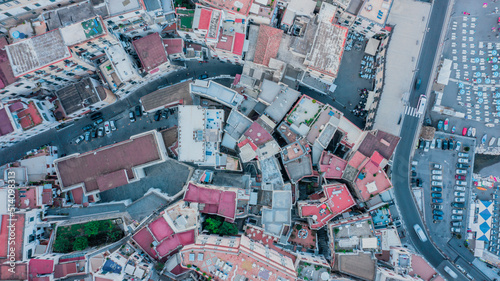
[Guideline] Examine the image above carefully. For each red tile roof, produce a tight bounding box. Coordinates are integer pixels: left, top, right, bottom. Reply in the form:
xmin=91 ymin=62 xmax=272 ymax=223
xmin=254 ymin=25 xmax=283 ymax=66
xmin=216 ymin=33 xmax=234 ymax=52
xmin=183 ymin=183 xmax=237 ymax=221
xmin=0 ymin=107 xmax=14 ymax=137
xmin=56 ymin=133 xmax=161 ymax=193
xmin=0 ymin=263 xmax=27 ymax=280
xmin=42 ymin=189 xmax=53 ymax=205
xmin=0 ymin=37 xmax=17 ymax=89
xmin=149 ymin=217 xmax=174 ymax=241
xmin=16 ymin=101 xmax=43 ymax=130
xmin=357 ymin=130 xmax=400 ymax=160
xmin=132 ymin=33 xmax=168 ymax=73
xmin=319 ymin=151 xmax=347 ymax=179
xmin=233 ymin=32 xmax=245 ymax=56
xmin=163 ymin=38 xmax=184 ymax=55
xmin=198 ymin=8 xmax=212 ymax=30
xmin=70 ymin=187 xmax=84 ymax=205
xmin=299 ymin=183 xmax=355 ymax=229
xmin=0 ymin=214 xmax=24 ymax=260
xmin=132 ymin=228 xmax=158 ymax=259
xmin=347 ymin=151 xmax=368 ymax=169
xmin=96 ymin=169 xmax=129 ymax=192
xmin=54 ymin=262 xmax=77 ymax=279
xmin=243 ymin=121 xmax=273 ymax=147
xmin=155 ymin=229 xmax=195 ymax=258
xmin=28 ymin=259 xmax=54 ymax=281
xmin=15 ymin=187 xmax=38 ymax=209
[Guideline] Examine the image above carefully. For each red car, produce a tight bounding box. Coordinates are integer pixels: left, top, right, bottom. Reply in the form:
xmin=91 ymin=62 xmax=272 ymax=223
xmin=462 ymin=127 xmax=467 ymax=136
xmin=456 ymin=175 xmax=466 ymax=180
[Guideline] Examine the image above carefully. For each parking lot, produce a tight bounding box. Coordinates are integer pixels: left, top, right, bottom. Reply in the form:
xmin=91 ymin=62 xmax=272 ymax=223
xmin=412 ymin=132 xmax=476 ymax=248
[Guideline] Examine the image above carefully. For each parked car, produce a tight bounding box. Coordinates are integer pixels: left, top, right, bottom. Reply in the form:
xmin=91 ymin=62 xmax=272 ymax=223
xmin=442 ymin=139 xmax=448 ymax=150
xmin=451 ymin=215 xmax=463 ymax=220
xmin=456 ymin=180 xmax=467 ymax=185
xmin=433 ymin=198 xmax=443 ymax=204
xmin=198 ymin=74 xmax=209 ymax=79
xmin=91 ymin=129 xmax=97 ymax=139
xmin=104 ymin=121 xmax=111 ymax=134
xmin=456 ymin=169 xmax=467 ymax=175
xmin=454 ymin=192 xmax=465 ymax=197
xmin=93 ymin=118 xmax=104 ymax=126
xmin=433 ymin=215 xmax=444 ymax=221
xmin=90 ymin=112 xmax=103 ymax=120
xmin=431 ymin=193 xmax=442 ymax=198
xmin=451 ymin=221 xmax=462 ymax=227
xmin=458 ymin=158 xmax=469 ymax=163
xmin=431 ymin=187 xmax=442 ymax=192
xmin=416 ymin=178 xmax=422 ymax=187
xmin=433 ymin=204 xmax=443 ymax=210
xmin=433 ymin=210 xmax=444 ymax=216
xmin=411 ymin=171 xmax=417 ymax=177
xmin=432 ymin=163 xmax=442 ymax=169
xmin=75 ymin=135 xmax=84 ymax=144
xmin=154 ymin=110 xmax=162 ymax=121
xmin=82 ymin=124 xmax=93 ymax=131
xmin=452 ymin=209 xmax=464 ymax=215
xmin=110 ymin=120 xmax=116 ymax=131
xmin=135 ymin=105 xmax=142 ymax=117
xmin=452 ymin=202 xmax=465 ymax=208
xmin=454 ymin=197 xmax=465 ymax=203
xmin=455 ymin=141 xmax=461 ymax=151
xmin=97 ymin=127 xmax=104 ymax=137
xmin=431 ymin=175 xmax=443 ymax=180
xmin=129 ymin=111 xmax=136 ymax=122
xmin=436 ymin=138 xmax=442 ymax=149
xmin=162 ymin=109 xmax=168 ymax=119
xmin=430 ymin=139 xmax=436 ymax=149
xmin=456 ymin=163 xmax=469 ymax=169
xmin=449 ymin=140 xmax=455 ymax=150
xmin=454 ymin=186 xmax=466 ymax=191
xmin=394 ymin=220 xmax=402 ymax=227
xmin=451 ymin=227 xmax=461 ymax=233
xmin=432 ymin=170 xmax=443 ymax=175
xmin=84 ymin=131 xmax=91 ymax=141
xmin=458 ymin=152 xmax=469 ymax=158
xmin=431 ymin=181 xmax=443 ymax=186
xmin=455 ymin=175 xmax=466 ymax=180
xmin=424 ymin=141 xmax=430 ymax=152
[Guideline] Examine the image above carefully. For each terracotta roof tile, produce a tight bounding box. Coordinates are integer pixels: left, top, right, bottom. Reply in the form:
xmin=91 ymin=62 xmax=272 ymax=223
xmin=254 ymin=25 xmax=283 ymax=66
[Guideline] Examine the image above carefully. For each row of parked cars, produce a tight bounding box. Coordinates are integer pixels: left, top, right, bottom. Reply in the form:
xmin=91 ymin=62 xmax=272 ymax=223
xmin=74 ymin=112 xmax=116 ymax=144
xmin=418 ymin=138 xmax=462 ymax=152
xmin=451 ymin=153 xmax=471 ymax=233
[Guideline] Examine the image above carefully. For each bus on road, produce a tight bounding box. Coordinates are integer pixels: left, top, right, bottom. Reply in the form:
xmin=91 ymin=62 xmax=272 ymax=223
xmin=413 ymin=224 xmax=427 ymax=242
xmin=417 ymin=94 xmax=427 ymax=116
xmin=444 ymin=266 xmax=458 ymax=279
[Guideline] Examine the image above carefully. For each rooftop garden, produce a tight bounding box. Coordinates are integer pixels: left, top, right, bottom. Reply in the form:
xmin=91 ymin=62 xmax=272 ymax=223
xmin=53 ymin=219 xmax=124 ymax=253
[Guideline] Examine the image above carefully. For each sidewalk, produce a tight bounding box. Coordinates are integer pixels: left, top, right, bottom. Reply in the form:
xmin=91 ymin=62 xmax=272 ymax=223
xmin=372 ymin=0 xmax=431 ymax=135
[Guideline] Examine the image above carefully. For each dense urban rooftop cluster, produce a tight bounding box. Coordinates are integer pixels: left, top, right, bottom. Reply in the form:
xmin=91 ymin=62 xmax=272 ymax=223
xmin=0 ymin=0 xmax=461 ymax=280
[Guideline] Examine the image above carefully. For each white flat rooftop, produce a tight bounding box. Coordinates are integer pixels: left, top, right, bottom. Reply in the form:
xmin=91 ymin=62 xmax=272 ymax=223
xmin=106 ymin=44 xmax=138 ymax=82
xmin=178 ymin=105 xmax=206 ymax=162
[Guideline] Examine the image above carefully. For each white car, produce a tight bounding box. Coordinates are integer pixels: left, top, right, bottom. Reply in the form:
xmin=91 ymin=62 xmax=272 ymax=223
xmin=457 ymin=158 xmax=469 ymax=164
xmin=431 ymin=175 xmax=443 ymax=180
xmin=431 ymin=181 xmax=443 ymax=186
xmin=450 ymin=227 xmax=461 ymax=233
xmin=104 ymin=121 xmax=111 ymax=134
xmin=430 ymin=139 xmax=436 ymax=149
xmin=456 ymin=180 xmax=467 ymax=186
xmin=75 ymin=135 xmax=85 ymax=144
xmin=110 ymin=120 xmax=116 ymax=131
xmin=424 ymin=141 xmax=430 ymax=152
xmin=452 ymin=209 xmax=464 ymax=215
xmin=432 ymin=163 xmax=442 ymax=169
xmin=451 ymin=215 xmax=463 ymax=220
xmin=432 ymin=170 xmax=443 ymax=175
xmin=456 ymin=169 xmax=467 ymax=175
xmin=455 ymin=141 xmax=461 ymax=151
xmin=454 ymin=197 xmax=465 ymax=203
xmin=458 ymin=152 xmax=469 ymax=158
xmin=454 ymin=192 xmax=465 ymax=197
xmin=454 ymin=186 xmax=466 ymax=191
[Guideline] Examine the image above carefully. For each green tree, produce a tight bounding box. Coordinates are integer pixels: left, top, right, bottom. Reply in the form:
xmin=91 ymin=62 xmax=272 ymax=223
xmin=73 ymin=236 xmax=88 ymax=251
xmin=204 ymin=217 xmax=222 ymax=233
xmin=84 ymin=221 xmax=100 ymax=236
xmin=219 ymin=222 xmax=238 ymax=236
xmin=53 ymin=237 xmax=72 ymax=253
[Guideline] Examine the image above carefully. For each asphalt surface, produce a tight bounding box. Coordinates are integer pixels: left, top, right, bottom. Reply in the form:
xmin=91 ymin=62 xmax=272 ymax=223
xmin=392 ymin=0 xmax=491 ymax=279
xmin=0 ymin=59 xmax=243 ymax=166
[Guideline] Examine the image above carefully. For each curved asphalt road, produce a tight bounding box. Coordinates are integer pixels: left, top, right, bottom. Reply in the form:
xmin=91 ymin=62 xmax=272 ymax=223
xmin=393 ymin=0 xmax=490 ymax=280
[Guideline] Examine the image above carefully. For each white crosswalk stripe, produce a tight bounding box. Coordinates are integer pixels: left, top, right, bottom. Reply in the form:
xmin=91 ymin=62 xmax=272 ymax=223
xmin=404 ymin=106 xmax=421 ymax=117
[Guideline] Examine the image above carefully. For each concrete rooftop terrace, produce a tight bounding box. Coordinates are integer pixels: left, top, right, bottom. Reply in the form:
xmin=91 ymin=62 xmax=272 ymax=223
xmin=358 ymin=0 xmax=393 ymax=26
xmin=183 ymin=182 xmax=237 ymax=221
xmin=201 ymin=0 xmax=254 ymax=16
xmin=305 ymin=22 xmax=348 ymax=77
xmin=6 ymin=29 xmax=71 ymax=77
xmin=55 ymin=132 xmax=162 ymax=193
xmin=320 ymin=151 xmax=348 ymax=179
xmin=354 ymin=152 xmax=392 ymax=201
